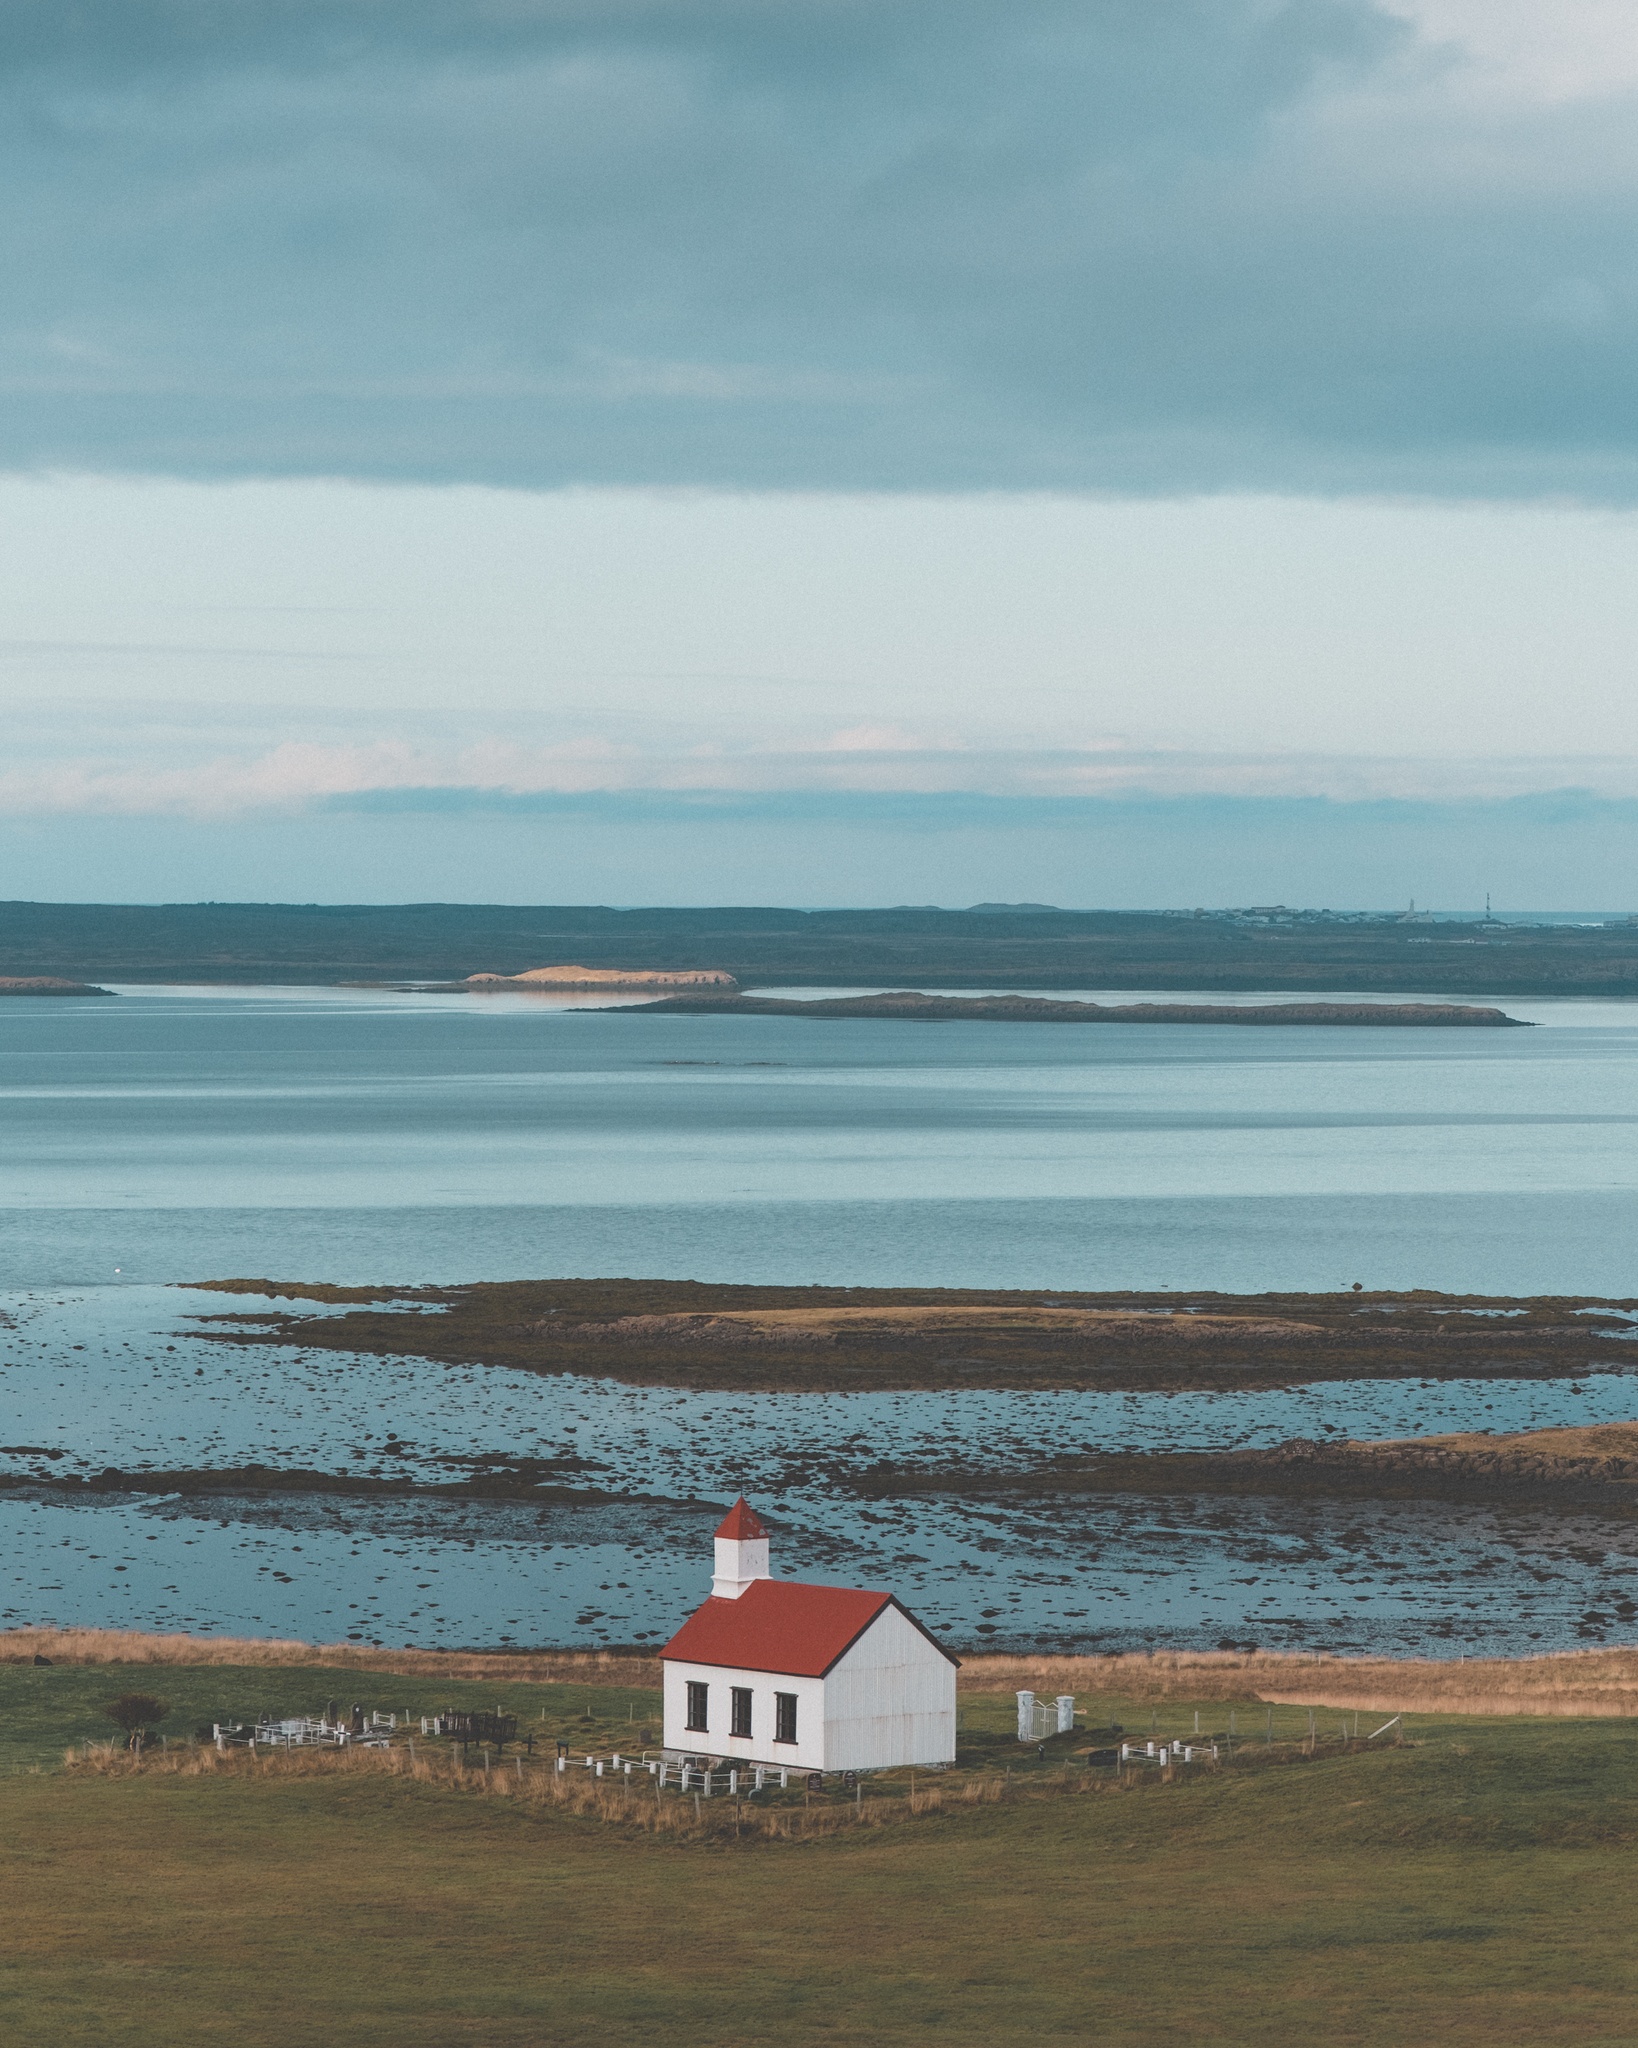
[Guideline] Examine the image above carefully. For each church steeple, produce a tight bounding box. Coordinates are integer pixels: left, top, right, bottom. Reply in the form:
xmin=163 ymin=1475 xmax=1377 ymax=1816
xmin=712 ymin=1497 xmax=770 ymax=1599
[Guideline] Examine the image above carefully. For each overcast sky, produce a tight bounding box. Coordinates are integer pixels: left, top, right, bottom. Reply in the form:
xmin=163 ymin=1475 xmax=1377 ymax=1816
xmin=7 ymin=0 xmax=1638 ymax=907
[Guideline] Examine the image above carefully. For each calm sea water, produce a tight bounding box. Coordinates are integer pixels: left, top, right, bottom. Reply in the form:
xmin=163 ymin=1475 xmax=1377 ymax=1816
xmin=3 ymin=982 xmax=1638 ymax=1655
xmin=5 ymin=982 xmax=1638 ymax=1292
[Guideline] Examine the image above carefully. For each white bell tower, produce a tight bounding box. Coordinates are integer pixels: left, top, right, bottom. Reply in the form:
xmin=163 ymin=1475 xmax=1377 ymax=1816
xmin=711 ymin=1496 xmax=771 ymax=1599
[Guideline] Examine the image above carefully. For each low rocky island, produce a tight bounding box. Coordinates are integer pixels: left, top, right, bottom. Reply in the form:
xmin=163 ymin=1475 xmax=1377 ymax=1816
xmin=0 ymin=976 xmax=114 ymax=997
xmin=183 ymin=1278 xmax=1632 ymax=1392
xmin=619 ymin=991 xmax=1525 ymax=1025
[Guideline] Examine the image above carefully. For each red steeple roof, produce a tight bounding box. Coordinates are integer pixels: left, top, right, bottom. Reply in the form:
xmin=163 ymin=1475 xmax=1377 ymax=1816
xmin=662 ymin=1578 xmax=960 ymax=1679
xmin=714 ymin=1496 xmax=768 ymax=1541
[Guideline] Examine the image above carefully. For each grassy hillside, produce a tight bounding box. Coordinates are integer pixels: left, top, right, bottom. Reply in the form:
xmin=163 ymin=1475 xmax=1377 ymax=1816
xmin=3 ymin=1662 xmax=1637 ymax=2045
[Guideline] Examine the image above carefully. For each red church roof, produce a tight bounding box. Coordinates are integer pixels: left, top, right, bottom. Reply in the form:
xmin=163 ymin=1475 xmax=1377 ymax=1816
xmin=714 ymin=1497 xmax=768 ymax=1541
xmin=661 ymin=1577 xmax=958 ymax=1678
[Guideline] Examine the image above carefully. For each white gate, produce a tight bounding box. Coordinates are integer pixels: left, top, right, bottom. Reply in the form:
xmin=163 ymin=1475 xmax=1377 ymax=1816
xmin=1015 ymin=1692 xmax=1076 ymax=1741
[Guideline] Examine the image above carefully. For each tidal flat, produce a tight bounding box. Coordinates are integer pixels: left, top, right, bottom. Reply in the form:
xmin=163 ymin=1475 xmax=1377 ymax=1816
xmin=5 ymin=1285 xmax=1638 ymax=1656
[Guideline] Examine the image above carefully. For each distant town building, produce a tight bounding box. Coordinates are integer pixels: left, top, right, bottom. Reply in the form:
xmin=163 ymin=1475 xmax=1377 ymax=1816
xmin=660 ymin=1499 xmax=959 ymax=1772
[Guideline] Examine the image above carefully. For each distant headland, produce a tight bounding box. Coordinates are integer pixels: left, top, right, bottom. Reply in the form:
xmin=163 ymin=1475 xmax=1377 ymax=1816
xmin=617 ymin=991 xmax=1526 ymax=1026
xmin=0 ymin=902 xmax=1635 ymax=995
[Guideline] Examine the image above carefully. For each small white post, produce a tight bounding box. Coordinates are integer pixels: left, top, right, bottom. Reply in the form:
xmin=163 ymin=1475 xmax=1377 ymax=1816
xmin=1056 ymin=1695 xmax=1075 ymax=1735
xmin=729 ymin=1769 xmax=739 ymax=1795
xmin=1016 ymin=1691 xmax=1035 ymax=1742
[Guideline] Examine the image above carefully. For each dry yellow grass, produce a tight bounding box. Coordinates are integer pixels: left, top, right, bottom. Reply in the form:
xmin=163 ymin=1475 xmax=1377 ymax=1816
xmin=593 ymin=1305 xmax=1321 ymax=1337
xmin=1368 ymin=1420 xmax=1638 ymax=1464
xmin=10 ymin=1627 xmax=1638 ymax=1718
xmin=0 ymin=1627 xmax=660 ymax=1685
xmin=965 ymin=1646 xmax=1638 ymax=1717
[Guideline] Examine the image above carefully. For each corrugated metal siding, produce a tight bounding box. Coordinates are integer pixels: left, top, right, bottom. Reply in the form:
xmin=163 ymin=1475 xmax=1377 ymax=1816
xmin=822 ymin=1605 xmax=957 ymax=1770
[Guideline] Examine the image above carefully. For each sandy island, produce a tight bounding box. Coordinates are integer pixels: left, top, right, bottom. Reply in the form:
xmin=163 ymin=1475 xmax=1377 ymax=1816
xmin=466 ymin=964 xmax=738 ymax=990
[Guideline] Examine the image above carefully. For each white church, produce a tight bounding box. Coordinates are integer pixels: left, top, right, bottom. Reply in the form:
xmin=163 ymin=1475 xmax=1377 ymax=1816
xmin=660 ymin=1499 xmax=959 ymax=1773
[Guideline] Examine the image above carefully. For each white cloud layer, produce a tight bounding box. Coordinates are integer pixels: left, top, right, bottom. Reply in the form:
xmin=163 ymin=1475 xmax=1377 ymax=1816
xmin=4 ymin=474 xmax=1638 ymax=843
xmin=9 ymin=736 xmax=1638 ymax=821
xmin=1388 ymin=1 xmax=1638 ymax=104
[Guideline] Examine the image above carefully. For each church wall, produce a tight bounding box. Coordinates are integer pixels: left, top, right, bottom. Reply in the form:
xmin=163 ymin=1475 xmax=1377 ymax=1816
xmin=821 ymin=1605 xmax=958 ymax=1771
xmin=662 ymin=1658 xmax=827 ymax=1771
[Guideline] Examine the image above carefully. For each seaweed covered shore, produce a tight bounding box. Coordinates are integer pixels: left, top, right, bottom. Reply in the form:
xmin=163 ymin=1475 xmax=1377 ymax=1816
xmin=850 ymin=1422 xmax=1638 ymax=1514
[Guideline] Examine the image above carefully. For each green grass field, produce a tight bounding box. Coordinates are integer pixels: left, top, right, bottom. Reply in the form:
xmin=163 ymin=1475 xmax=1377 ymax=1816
xmin=4 ymin=1663 xmax=1637 ymax=2047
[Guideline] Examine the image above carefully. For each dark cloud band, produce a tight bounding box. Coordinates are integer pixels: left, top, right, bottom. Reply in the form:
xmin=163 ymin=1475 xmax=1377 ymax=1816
xmin=1 ymin=2 xmax=1630 ymax=494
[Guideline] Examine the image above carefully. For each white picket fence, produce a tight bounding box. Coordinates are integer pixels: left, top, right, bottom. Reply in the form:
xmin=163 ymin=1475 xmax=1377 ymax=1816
xmin=548 ymin=1752 xmax=797 ymax=1796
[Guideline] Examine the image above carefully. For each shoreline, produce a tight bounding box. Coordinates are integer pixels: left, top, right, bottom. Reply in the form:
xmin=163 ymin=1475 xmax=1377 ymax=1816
xmin=6 ymin=1629 xmax=1638 ymax=1717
